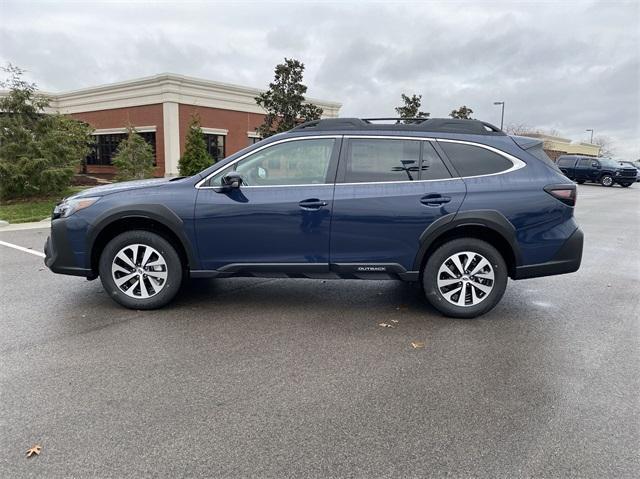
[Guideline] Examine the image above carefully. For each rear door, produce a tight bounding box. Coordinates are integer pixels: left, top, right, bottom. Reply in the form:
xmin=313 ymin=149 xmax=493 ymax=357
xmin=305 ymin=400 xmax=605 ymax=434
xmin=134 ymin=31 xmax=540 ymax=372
xmin=329 ymin=137 xmax=466 ymax=274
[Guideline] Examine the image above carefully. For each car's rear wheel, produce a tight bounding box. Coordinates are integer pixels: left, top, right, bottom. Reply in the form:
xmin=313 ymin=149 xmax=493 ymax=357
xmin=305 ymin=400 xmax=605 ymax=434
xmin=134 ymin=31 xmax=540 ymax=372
xmin=600 ymin=174 xmax=614 ymax=187
xmin=576 ymin=180 xmax=586 ymax=184
xmin=423 ymin=238 xmax=508 ymax=319
xmin=99 ymin=230 xmax=183 ymax=309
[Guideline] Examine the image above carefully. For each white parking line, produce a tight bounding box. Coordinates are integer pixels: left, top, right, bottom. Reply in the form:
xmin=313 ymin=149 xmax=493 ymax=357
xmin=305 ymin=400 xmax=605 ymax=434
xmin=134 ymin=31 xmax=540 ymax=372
xmin=0 ymin=240 xmax=46 ymax=258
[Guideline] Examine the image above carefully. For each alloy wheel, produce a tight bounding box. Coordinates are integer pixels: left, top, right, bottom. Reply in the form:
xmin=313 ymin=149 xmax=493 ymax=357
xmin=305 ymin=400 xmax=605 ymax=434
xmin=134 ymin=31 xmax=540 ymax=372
xmin=111 ymin=243 xmax=168 ymax=299
xmin=437 ymin=251 xmax=495 ymax=307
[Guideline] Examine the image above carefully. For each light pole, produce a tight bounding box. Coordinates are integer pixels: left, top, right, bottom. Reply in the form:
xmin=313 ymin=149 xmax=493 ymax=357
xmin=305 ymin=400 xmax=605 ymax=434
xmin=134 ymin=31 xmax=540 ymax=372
xmin=493 ymin=101 xmax=505 ymax=130
xmin=586 ymin=129 xmax=594 ymax=143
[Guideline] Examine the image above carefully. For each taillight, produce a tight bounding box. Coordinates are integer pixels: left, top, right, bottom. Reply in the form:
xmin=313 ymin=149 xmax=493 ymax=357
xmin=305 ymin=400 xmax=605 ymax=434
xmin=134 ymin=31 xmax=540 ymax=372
xmin=544 ymin=184 xmax=577 ymax=207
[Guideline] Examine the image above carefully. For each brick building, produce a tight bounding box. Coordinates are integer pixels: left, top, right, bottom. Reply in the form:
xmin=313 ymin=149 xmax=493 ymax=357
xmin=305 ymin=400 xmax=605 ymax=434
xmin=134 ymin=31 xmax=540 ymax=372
xmin=41 ymin=73 xmax=341 ymax=177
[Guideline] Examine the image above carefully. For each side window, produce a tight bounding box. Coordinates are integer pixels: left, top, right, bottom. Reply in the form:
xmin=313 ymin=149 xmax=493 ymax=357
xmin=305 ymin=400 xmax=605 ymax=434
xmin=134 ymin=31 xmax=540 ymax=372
xmin=421 ymin=142 xmax=452 ymax=180
xmin=557 ymin=157 xmax=573 ymax=167
xmin=208 ymin=138 xmax=335 ymax=187
xmin=578 ymin=158 xmax=592 ymax=168
xmin=343 ymin=139 xmax=420 ymax=182
xmin=439 ymin=142 xmax=513 ymax=177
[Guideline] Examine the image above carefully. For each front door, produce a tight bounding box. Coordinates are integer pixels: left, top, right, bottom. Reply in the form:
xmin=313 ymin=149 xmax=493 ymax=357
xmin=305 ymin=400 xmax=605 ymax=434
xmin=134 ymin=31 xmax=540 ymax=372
xmin=194 ymin=137 xmax=340 ymax=272
xmin=330 ymin=137 xmax=466 ymax=273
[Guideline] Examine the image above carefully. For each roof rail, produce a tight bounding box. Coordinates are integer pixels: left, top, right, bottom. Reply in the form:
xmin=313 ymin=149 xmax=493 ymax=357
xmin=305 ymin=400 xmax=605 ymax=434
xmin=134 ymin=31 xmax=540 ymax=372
xmin=290 ymin=117 xmax=505 ymax=135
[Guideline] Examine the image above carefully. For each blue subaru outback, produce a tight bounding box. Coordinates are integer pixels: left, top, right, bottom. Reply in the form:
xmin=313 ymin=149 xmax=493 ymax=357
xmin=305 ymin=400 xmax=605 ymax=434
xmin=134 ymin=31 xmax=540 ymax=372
xmin=45 ymin=118 xmax=583 ymax=318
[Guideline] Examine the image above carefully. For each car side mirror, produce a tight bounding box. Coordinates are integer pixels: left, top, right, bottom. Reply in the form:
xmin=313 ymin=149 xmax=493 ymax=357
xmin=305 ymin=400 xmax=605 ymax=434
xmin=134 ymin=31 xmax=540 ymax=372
xmin=591 ymin=162 xmax=599 ymax=168
xmin=215 ymin=172 xmax=243 ymax=192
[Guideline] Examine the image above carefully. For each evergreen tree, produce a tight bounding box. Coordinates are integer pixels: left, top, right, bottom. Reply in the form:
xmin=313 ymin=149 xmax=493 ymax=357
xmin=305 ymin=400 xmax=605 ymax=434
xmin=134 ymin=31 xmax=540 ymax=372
xmin=0 ymin=64 xmax=94 ymax=199
xmin=255 ymin=58 xmax=323 ymax=138
xmin=449 ymin=105 xmax=474 ymax=119
xmin=112 ymin=124 xmax=155 ymax=180
xmin=178 ymin=115 xmax=213 ymax=176
xmin=395 ymin=94 xmax=429 ymax=123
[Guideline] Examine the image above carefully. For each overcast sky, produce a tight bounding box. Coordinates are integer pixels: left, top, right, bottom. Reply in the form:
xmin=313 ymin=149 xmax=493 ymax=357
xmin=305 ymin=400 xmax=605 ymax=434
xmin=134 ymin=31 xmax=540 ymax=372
xmin=1 ymin=0 xmax=638 ymax=157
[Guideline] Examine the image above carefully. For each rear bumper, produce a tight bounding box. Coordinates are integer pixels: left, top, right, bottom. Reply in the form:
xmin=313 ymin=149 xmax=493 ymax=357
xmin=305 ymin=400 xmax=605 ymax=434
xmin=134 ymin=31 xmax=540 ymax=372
xmin=513 ymin=227 xmax=583 ymax=280
xmin=44 ymin=220 xmax=93 ymax=278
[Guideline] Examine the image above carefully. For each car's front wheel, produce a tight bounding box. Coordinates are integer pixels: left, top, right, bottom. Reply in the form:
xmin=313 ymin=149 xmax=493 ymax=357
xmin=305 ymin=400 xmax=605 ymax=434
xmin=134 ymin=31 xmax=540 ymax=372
xmin=600 ymin=174 xmax=614 ymax=187
xmin=423 ymin=238 xmax=508 ymax=319
xmin=619 ymin=182 xmax=632 ymax=188
xmin=99 ymin=230 xmax=183 ymax=309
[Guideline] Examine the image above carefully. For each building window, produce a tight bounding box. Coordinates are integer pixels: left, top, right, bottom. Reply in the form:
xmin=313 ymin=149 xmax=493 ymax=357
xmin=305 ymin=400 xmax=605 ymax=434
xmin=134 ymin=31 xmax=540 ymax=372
xmin=248 ymin=136 xmax=261 ymax=146
xmin=87 ymin=132 xmax=156 ymax=166
xmin=203 ymin=134 xmax=225 ymax=162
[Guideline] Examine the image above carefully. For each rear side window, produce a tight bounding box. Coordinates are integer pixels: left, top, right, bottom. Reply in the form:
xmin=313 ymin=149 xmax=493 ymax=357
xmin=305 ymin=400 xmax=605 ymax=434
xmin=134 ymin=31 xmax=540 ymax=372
xmin=344 ymin=139 xmax=421 ymax=182
xmin=421 ymin=142 xmax=452 ymax=180
xmin=577 ymin=158 xmax=593 ymax=167
xmin=557 ymin=157 xmax=574 ymax=167
xmin=439 ymin=142 xmax=513 ymax=177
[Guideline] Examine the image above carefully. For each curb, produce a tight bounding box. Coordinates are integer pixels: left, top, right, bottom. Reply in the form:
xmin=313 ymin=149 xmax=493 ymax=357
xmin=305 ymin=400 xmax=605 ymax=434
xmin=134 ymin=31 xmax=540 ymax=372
xmin=0 ymin=219 xmax=51 ymax=232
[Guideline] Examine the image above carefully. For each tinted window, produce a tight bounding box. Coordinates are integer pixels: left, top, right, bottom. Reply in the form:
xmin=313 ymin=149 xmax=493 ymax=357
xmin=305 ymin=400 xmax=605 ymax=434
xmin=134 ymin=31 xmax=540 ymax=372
xmin=203 ymin=134 xmax=225 ymax=162
xmin=344 ymin=139 xmax=420 ymax=182
xmin=209 ymin=138 xmax=334 ymax=186
xmin=578 ymin=158 xmax=593 ymax=167
xmin=439 ymin=142 xmax=513 ymax=177
xmin=557 ymin=157 xmax=574 ymax=167
xmin=421 ymin=142 xmax=452 ymax=180
xmin=86 ymin=132 xmax=156 ymax=166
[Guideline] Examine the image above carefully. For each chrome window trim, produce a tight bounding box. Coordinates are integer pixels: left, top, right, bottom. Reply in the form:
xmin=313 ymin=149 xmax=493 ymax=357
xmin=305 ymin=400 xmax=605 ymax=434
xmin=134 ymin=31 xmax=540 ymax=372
xmin=195 ymin=134 xmax=526 ymax=189
xmin=195 ymin=135 xmax=341 ymax=189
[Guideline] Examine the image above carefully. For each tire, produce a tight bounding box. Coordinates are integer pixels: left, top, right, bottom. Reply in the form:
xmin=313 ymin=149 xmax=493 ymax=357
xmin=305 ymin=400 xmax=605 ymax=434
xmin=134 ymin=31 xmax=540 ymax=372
xmin=620 ymin=182 xmax=632 ymax=188
xmin=423 ymin=238 xmax=508 ymax=319
xmin=600 ymin=174 xmax=614 ymax=187
xmin=99 ymin=230 xmax=183 ymax=309
xmin=576 ymin=180 xmax=585 ymax=185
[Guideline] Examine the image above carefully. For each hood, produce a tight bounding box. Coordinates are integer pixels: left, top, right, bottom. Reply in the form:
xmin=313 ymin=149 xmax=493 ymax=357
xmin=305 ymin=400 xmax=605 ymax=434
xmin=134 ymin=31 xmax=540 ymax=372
xmin=70 ymin=177 xmax=180 ymax=199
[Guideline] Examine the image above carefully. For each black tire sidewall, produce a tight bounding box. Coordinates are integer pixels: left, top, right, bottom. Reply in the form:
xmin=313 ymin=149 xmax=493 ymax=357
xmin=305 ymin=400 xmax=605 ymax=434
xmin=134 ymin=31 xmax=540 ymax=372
xmin=620 ymin=182 xmax=631 ymax=187
xmin=99 ymin=230 xmax=183 ymax=309
xmin=423 ymin=238 xmax=508 ymax=319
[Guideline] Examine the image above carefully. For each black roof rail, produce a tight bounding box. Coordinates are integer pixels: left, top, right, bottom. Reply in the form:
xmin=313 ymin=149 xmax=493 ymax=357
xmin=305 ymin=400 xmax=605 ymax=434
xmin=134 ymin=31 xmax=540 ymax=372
xmin=290 ymin=117 xmax=505 ymax=135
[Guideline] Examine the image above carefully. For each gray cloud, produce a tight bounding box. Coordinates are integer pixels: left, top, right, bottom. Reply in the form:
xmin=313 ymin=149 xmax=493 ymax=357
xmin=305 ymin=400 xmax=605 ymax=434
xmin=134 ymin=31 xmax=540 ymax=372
xmin=1 ymin=0 xmax=638 ymax=157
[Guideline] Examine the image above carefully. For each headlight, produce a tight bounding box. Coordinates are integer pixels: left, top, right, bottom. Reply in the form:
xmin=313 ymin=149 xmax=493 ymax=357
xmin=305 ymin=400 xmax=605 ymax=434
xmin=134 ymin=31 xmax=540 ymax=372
xmin=53 ymin=197 xmax=100 ymax=219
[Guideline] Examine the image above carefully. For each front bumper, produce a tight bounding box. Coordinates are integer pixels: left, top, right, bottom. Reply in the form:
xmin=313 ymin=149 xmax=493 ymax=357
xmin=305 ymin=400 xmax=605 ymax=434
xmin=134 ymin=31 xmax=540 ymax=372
xmin=513 ymin=227 xmax=584 ymax=280
xmin=44 ymin=219 xmax=93 ymax=278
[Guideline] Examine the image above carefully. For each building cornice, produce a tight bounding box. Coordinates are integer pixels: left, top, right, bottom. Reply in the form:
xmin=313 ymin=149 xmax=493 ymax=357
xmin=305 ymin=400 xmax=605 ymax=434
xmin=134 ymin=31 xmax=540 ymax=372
xmin=21 ymin=73 xmax=341 ymax=117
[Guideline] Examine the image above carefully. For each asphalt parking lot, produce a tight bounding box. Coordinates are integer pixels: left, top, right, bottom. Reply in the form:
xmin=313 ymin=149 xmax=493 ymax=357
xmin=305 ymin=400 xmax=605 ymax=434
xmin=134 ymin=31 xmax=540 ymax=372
xmin=0 ymin=184 xmax=638 ymax=478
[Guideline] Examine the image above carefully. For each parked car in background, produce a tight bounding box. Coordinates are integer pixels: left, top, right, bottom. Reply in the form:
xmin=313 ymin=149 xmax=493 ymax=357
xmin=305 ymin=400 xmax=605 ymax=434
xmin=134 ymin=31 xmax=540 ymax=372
xmin=617 ymin=160 xmax=640 ymax=182
xmin=45 ymin=118 xmax=584 ymax=319
xmin=557 ymin=155 xmax=637 ymax=187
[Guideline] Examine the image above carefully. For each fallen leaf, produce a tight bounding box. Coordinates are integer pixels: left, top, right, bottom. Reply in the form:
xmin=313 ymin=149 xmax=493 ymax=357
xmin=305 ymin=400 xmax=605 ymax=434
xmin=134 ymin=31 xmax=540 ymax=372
xmin=390 ymin=319 xmax=399 ymax=324
xmin=26 ymin=445 xmax=41 ymax=457
xmin=378 ymin=322 xmax=394 ymax=328
xmin=411 ymin=341 xmax=426 ymax=349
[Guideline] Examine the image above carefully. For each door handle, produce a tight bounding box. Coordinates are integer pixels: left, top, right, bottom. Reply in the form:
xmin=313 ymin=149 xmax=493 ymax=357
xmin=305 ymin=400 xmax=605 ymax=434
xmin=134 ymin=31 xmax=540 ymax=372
xmin=420 ymin=194 xmax=451 ymax=206
xmin=299 ymin=198 xmax=328 ymax=210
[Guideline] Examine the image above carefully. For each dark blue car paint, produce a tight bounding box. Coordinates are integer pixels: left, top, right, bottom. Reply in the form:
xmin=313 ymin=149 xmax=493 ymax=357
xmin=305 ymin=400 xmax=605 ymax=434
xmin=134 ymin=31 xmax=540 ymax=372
xmin=47 ymin=128 xmax=581 ymax=283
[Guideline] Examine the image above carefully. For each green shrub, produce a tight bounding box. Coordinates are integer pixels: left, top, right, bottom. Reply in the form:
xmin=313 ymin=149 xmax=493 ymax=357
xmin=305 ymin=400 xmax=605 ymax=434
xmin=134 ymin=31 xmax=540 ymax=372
xmin=0 ymin=64 xmax=94 ymax=200
xmin=111 ymin=125 xmax=156 ymax=181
